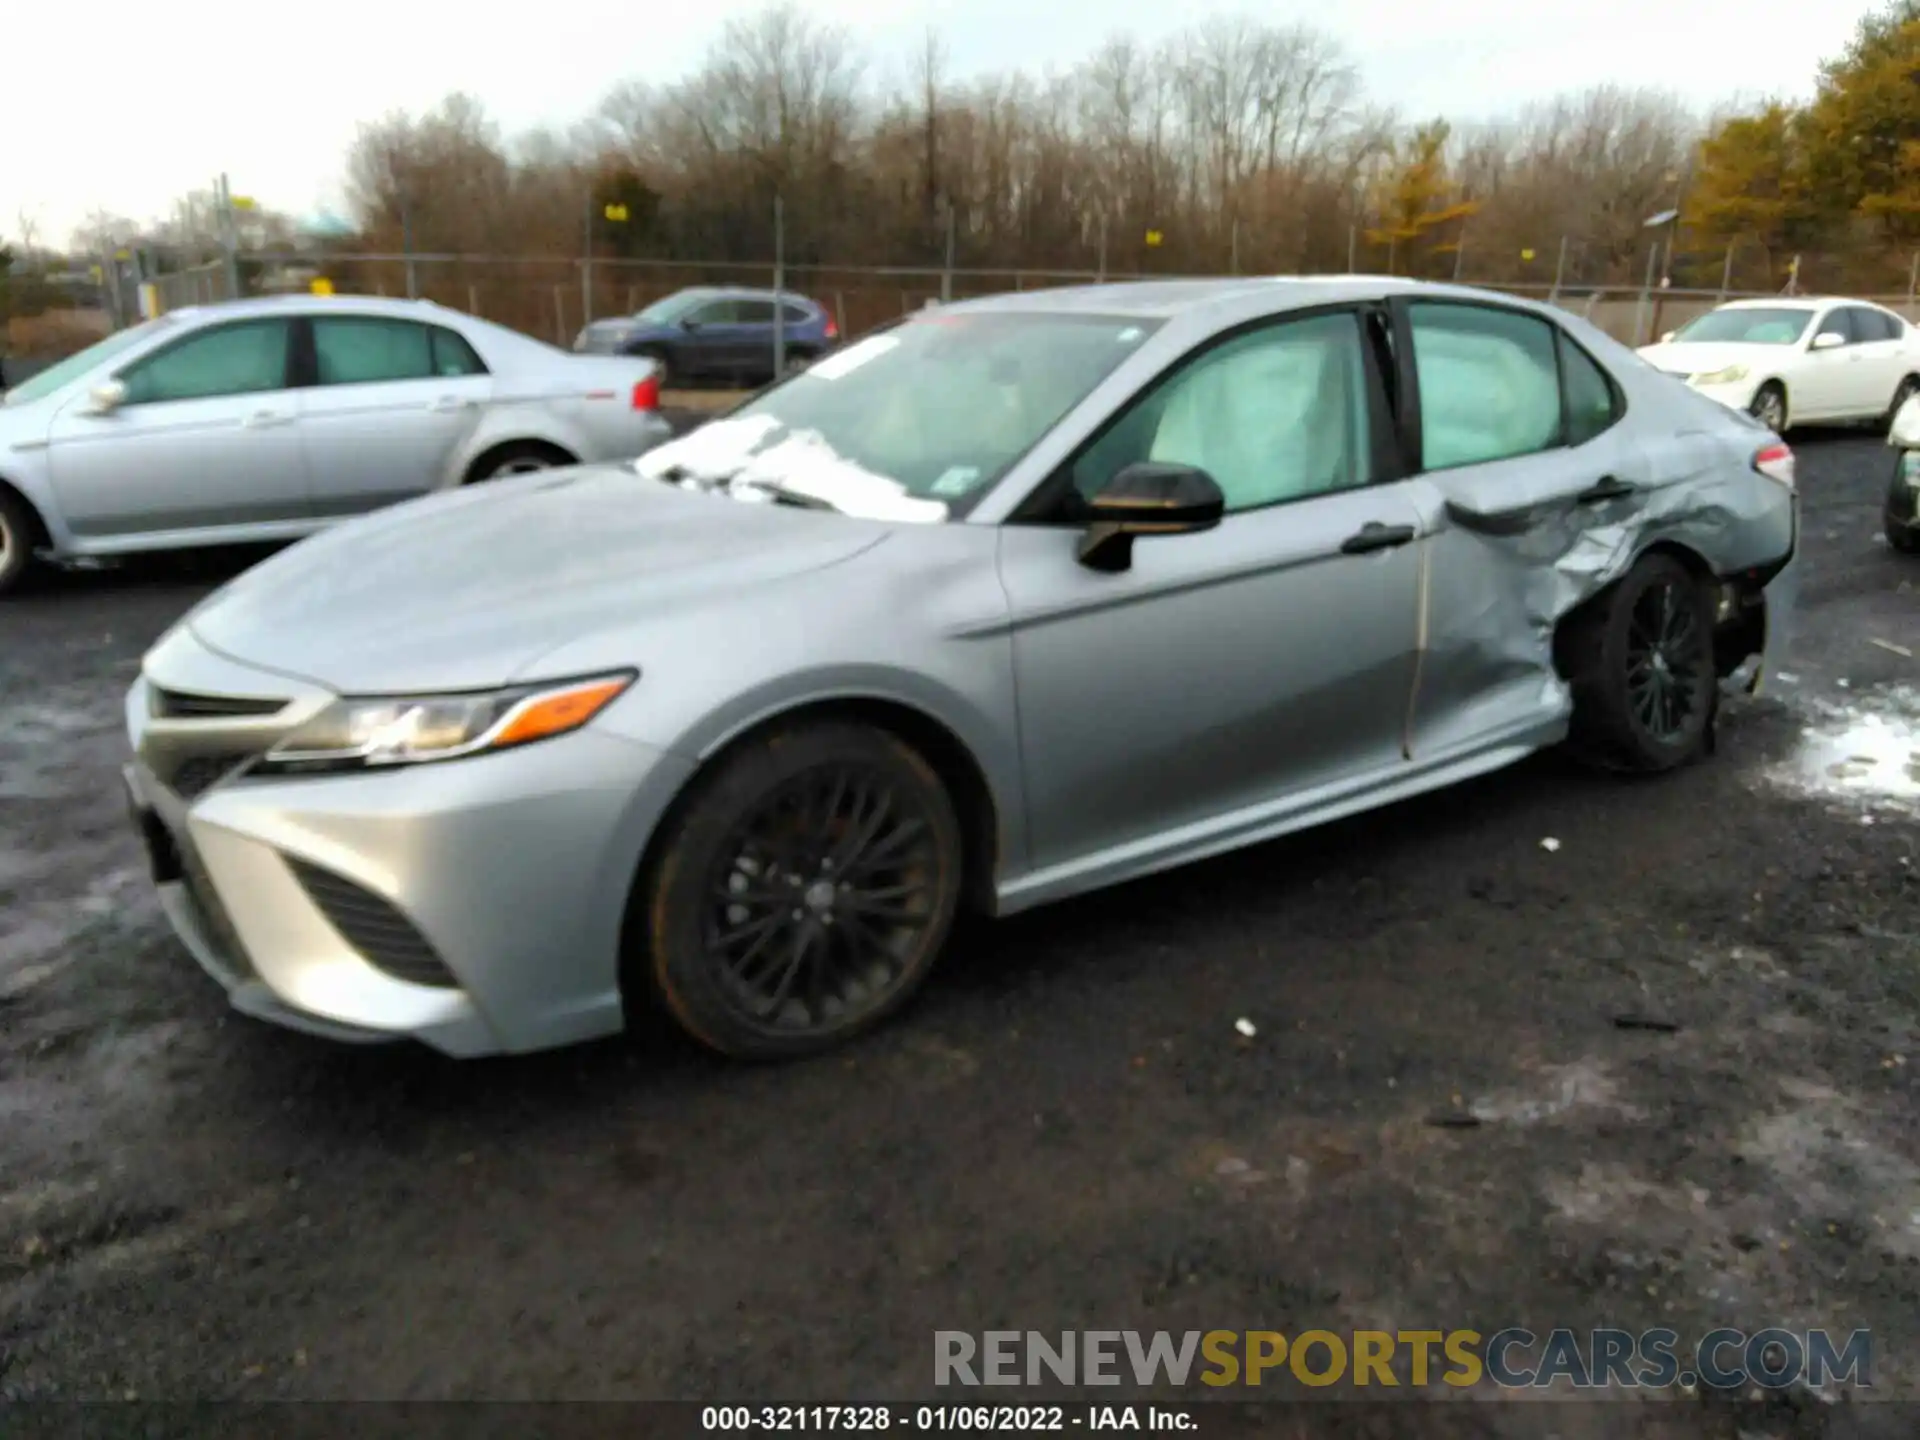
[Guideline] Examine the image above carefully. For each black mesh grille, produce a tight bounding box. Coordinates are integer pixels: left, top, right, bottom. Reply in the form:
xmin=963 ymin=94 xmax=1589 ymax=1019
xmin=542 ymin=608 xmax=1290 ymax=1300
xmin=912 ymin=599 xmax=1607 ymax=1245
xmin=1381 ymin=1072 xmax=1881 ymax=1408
xmin=286 ymin=859 xmax=459 ymax=989
xmin=152 ymin=687 xmax=288 ymax=720
xmin=166 ymin=753 xmax=252 ymax=801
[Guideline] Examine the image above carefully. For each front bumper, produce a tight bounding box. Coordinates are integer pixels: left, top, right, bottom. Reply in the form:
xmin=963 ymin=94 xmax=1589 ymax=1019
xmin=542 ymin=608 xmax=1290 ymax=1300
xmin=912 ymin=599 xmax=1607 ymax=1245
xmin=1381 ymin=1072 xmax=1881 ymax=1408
xmin=125 ymin=639 xmax=695 ymax=1057
xmin=1688 ymin=378 xmax=1760 ymax=416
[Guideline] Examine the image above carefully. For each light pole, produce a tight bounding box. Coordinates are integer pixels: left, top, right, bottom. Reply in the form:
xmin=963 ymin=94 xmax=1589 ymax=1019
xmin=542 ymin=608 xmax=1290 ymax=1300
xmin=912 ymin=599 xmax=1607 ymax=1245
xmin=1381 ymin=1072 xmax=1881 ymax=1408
xmin=1637 ymin=207 xmax=1679 ymax=346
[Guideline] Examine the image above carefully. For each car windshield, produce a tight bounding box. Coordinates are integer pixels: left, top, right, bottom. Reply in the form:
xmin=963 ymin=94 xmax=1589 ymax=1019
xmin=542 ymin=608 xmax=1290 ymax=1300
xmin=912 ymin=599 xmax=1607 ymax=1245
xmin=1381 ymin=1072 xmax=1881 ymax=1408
xmin=3 ymin=317 xmax=175 ymax=405
xmin=714 ymin=311 xmax=1162 ymax=507
xmin=635 ymin=292 xmax=713 ymax=324
xmin=1671 ymin=308 xmax=1814 ymax=346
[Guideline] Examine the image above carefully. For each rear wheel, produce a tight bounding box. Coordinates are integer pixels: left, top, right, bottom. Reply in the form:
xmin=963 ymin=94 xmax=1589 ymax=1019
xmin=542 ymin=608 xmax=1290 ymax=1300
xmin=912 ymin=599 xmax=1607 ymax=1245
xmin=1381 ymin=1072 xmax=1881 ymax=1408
xmin=1560 ymin=553 xmax=1719 ymax=773
xmin=465 ymin=442 xmax=574 ymax=483
xmin=1750 ymin=382 xmax=1788 ymax=434
xmin=0 ymin=488 xmax=38 ymax=597
xmin=638 ymin=720 xmax=965 ymax=1060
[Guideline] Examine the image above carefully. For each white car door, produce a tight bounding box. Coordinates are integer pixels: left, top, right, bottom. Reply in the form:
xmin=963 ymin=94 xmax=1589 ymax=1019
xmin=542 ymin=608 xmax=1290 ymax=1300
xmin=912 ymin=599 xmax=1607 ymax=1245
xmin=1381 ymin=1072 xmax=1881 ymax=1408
xmin=1845 ymin=306 xmax=1912 ymax=417
xmin=296 ymin=314 xmax=494 ymax=516
xmin=1792 ymin=307 xmax=1858 ymax=420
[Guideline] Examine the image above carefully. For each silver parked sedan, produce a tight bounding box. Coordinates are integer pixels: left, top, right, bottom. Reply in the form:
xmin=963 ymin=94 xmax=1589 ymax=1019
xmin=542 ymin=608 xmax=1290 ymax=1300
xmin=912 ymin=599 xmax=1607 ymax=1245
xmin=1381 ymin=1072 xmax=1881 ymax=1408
xmin=122 ymin=277 xmax=1799 ymax=1061
xmin=0 ymin=295 xmax=672 ymax=593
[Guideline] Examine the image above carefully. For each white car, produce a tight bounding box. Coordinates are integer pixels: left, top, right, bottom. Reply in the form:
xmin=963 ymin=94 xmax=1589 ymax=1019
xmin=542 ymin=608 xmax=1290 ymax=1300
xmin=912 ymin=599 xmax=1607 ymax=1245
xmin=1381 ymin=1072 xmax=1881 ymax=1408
xmin=0 ymin=295 xmax=673 ymax=595
xmin=1636 ymin=296 xmax=1920 ymax=434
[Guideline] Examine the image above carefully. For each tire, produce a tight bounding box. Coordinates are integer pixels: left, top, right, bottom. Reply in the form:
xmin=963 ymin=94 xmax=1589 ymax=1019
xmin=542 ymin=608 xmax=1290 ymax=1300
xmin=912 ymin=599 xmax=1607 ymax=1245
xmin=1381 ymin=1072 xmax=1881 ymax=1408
xmin=1890 ymin=516 xmax=1920 ymax=554
xmin=0 ymin=487 xmax=38 ymax=598
xmin=639 ymin=719 xmax=966 ymax=1060
xmin=1887 ymin=374 xmax=1920 ymax=430
xmin=466 ymin=442 xmax=573 ymax=484
xmin=1749 ymin=382 xmax=1788 ymax=434
xmin=1560 ymin=553 xmax=1719 ymax=774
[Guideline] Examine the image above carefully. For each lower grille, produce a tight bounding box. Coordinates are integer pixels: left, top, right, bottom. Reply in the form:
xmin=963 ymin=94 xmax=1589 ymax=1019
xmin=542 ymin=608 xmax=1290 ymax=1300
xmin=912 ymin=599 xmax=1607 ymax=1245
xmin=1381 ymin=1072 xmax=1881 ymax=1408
xmin=166 ymin=753 xmax=253 ymax=801
xmin=286 ymin=858 xmax=459 ymax=989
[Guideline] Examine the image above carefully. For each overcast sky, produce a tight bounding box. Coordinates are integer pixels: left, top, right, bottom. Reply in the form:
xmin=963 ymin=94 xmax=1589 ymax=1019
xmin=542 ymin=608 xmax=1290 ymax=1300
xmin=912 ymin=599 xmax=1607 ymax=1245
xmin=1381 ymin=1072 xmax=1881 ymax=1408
xmin=4 ymin=0 xmax=1876 ymax=249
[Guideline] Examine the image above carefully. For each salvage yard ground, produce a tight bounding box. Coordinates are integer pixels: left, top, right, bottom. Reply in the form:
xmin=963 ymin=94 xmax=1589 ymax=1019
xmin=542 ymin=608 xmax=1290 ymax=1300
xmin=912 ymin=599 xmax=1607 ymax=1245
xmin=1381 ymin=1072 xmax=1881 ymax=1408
xmin=0 ymin=428 xmax=1915 ymax=1436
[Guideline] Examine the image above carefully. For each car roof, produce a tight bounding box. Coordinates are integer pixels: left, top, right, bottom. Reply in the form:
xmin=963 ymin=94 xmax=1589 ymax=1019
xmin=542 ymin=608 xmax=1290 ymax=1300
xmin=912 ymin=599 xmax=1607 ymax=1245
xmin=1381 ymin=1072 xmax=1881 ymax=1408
xmin=158 ymin=293 xmax=469 ymax=323
xmin=941 ymin=275 xmax=1535 ymax=320
xmin=1715 ymin=296 xmax=1880 ymax=312
xmin=660 ymin=285 xmax=815 ymax=304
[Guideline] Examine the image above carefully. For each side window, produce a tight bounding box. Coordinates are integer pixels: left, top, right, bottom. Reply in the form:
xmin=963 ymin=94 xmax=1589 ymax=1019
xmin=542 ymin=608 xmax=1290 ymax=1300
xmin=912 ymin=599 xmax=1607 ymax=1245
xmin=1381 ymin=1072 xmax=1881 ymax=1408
xmin=1069 ymin=311 xmax=1373 ymax=514
xmin=780 ymin=303 xmax=812 ymax=325
xmin=1861 ymin=308 xmax=1899 ymax=342
xmin=1817 ymin=310 xmax=1853 ymax=345
xmin=689 ymin=300 xmax=741 ymax=325
xmin=734 ymin=300 xmax=778 ymax=325
xmin=120 ymin=319 xmax=291 ymax=405
xmin=1408 ymin=303 xmax=1562 ymax=469
xmin=312 ymin=317 xmax=435 ymax=385
xmin=1559 ymin=335 xmax=1622 ymax=447
xmin=429 ymin=327 xmax=487 ymax=377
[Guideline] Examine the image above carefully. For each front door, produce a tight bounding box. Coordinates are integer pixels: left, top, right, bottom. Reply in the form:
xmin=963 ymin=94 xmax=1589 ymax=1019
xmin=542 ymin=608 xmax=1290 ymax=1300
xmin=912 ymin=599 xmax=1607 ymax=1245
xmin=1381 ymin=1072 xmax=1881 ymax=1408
xmin=997 ymin=309 xmax=1423 ymax=881
xmin=45 ymin=316 xmax=309 ymax=541
xmin=297 ymin=314 xmax=494 ymax=515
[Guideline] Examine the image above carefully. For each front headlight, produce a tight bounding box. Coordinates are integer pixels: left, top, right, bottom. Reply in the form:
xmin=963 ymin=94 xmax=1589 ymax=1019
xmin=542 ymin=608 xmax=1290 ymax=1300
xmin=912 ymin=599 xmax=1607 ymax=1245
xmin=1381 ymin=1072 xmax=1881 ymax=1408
xmin=1692 ymin=365 xmax=1749 ymax=386
xmin=255 ymin=671 xmax=635 ymax=774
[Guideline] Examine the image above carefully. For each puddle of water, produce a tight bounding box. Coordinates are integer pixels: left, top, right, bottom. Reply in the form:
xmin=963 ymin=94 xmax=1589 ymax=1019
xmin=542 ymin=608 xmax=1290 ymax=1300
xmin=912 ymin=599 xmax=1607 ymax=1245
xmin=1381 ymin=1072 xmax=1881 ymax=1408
xmin=1775 ymin=688 xmax=1920 ymax=810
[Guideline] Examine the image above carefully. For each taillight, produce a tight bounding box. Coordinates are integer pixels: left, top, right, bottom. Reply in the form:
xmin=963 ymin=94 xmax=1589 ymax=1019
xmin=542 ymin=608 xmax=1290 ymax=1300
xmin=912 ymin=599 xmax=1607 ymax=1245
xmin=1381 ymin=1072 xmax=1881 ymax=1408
xmin=1752 ymin=441 xmax=1795 ymax=491
xmin=631 ymin=374 xmax=660 ymax=411
xmin=824 ymin=315 xmax=839 ymax=340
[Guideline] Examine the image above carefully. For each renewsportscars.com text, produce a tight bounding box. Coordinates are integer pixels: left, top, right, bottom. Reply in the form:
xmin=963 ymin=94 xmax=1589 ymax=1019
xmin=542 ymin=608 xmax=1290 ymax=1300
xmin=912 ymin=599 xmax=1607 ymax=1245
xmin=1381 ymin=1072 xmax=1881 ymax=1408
xmin=934 ymin=1328 xmax=1872 ymax=1391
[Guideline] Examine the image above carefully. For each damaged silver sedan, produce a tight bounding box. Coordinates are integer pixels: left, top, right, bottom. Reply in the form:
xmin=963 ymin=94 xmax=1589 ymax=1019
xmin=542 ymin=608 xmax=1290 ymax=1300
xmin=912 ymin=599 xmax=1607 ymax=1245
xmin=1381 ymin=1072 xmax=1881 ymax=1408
xmin=123 ymin=277 xmax=1798 ymax=1062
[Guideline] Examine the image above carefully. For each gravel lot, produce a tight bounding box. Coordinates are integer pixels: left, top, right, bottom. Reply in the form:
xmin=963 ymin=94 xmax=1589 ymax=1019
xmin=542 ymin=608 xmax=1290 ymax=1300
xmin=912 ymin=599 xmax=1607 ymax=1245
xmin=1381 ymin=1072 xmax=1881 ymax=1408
xmin=0 ymin=427 xmax=1915 ymax=1432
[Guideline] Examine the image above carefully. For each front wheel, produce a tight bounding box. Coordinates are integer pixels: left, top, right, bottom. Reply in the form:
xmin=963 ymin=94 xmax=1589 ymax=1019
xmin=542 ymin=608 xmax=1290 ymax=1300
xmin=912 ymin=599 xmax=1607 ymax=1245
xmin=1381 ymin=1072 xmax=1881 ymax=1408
xmin=638 ymin=720 xmax=966 ymax=1060
xmin=1888 ymin=375 xmax=1920 ymax=430
xmin=1560 ymin=553 xmax=1719 ymax=773
xmin=1749 ymin=382 xmax=1788 ymax=434
xmin=0 ymin=488 xmax=38 ymax=597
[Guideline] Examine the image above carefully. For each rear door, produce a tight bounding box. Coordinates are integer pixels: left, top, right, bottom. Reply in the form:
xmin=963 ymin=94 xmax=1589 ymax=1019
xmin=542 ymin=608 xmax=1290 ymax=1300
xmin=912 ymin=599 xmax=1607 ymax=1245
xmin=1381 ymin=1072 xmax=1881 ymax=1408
xmin=1387 ymin=298 xmax=1658 ymax=760
xmin=1837 ymin=306 xmax=1906 ymax=418
xmin=297 ymin=314 xmax=493 ymax=514
xmin=44 ymin=316 xmax=310 ymax=540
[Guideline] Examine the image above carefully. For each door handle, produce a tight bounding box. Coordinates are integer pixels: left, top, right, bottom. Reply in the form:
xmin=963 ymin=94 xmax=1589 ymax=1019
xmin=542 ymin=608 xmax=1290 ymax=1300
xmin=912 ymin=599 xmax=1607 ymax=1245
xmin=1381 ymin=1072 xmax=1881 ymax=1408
xmin=1340 ymin=521 xmax=1418 ymax=554
xmin=242 ymin=410 xmax=291 ymax=428
xmin=1576 ymin=476 xmax=1636 ymax=504
xmin=429 ymin=395 xmax=474 ymax=412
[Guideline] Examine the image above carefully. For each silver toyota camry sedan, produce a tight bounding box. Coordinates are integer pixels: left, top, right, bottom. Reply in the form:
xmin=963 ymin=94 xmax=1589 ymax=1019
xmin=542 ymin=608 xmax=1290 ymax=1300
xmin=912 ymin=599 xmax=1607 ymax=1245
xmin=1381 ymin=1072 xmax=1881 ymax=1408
xmin=0 ymin=295 xmax=671 ymax=594
xmin=122 ymin=277 xmax=1799 ymax=1061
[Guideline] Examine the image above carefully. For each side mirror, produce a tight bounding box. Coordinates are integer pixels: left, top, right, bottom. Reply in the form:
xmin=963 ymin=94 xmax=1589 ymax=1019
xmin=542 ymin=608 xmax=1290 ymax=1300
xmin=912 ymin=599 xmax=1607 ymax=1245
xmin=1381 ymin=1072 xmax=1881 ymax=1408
xmin=679 ymin=318 xmax=699 ymax=332
xmin=1660 ymin=330 xmax=1676 ymax=344
xmin=1811 ymin=331 xmax=1846 ymax=351
xmin=86 ymin=380 xmax=127 ymax=414
xmin=1076 ymin=461 xmax=1225 ymax=573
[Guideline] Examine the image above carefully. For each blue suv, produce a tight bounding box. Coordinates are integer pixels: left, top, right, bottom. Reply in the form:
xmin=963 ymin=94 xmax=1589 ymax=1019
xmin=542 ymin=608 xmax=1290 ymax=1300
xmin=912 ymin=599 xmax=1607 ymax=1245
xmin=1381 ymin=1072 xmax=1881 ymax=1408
xmin=573 ymin=287 xmax=839 ymax=385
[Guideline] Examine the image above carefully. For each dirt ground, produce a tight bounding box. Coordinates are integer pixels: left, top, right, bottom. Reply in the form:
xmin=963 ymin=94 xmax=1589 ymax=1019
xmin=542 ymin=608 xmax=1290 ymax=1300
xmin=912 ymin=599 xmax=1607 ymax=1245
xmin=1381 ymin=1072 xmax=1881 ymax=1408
xmin=0 ymin=426 xmax=1915 ymax=1436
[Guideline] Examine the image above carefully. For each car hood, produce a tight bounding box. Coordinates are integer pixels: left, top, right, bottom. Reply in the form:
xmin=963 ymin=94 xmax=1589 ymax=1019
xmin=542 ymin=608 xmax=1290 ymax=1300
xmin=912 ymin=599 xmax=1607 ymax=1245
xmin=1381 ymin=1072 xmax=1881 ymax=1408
xmin=182 ymin=465 xmax=890 ymax=694
xmin=1636 ymin=341 xmax=1784 ymax=376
